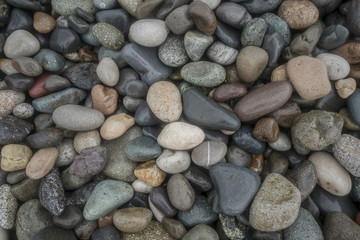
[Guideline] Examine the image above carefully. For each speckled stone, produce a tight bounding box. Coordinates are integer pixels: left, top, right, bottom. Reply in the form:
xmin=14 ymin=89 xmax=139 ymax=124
xmin=0 ymin=90 xmax=25 ymax=117
xmin=184 ymin=30 xmax=214 ymax=62
xmin=73 ymin=130 xmax=101 ymax=153
xmin=129 ymin=19 xmax=169 ymax=47
xmin=0 ymin=185 xmax=18 ymax=229
xmin=181 ymin=61 xmax=225 ymax=87
xmin=0 ymin=115 xmax=34 ymax=145
xmin=182 ymin=224 xmax=219 ymax=240
xmin=122 ymin=220 xmax=174 ymax=240
xmin=113 ymin=207 xmax=153 ymax=233
xmin=219 ymin=214 xmax=246 ymax=240
xmin=241 ymin=18 xmax=267 ymax=47
xmin=34 ymin=49 xmax=66 ymax=72
xmin=92 ymin=22 xmax=125 ymax=50
xmin=1 ymin=144 xmax=32 ymax=172
xmin=323 ymin=212 xmax=360 ymax=240
xmin=261 ymin=13 xmax=291 ymax=46
xmin=158 ymin=34 xmax=189 ymax=67
xmin=12 ymin=103 xmax=34 ymax=119
xmin=51 ymin=0 xmax=97 ymax=16
xmin=333 ymin=134 xmax=360 ymax=177
xmin=206 ymin=41 xmax=238 ymax=65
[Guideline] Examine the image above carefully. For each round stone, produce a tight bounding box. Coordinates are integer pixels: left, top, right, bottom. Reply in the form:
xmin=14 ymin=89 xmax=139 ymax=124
xmin=49 ymin=27 xmax=81 ymax=54
xmin=51 ymin=0 xmax=97 ymax=16
xmin=26 ymin=147 xmax=58 ymax=180
xmin=0 ymin=185 xmax=18 ymax=229
xmin=33 ymin=11 xmax=56 ymax=34
xmin=188 ymin=1 xmax=217 ymax=35
xmin=236 ymin=46 xmax=268 ymax=83
xmin=278 ymin=0 xmax=319 ymax=29
xmin=158 ymin=34 xmax=189 ymax=67
xmin=335 ymin=78 xmax=356 ymax=99
xmin=181 ymin=61 xmax=226 ymax=87
xmin=165 ymin=5 xmax=194 ymax=35
xmin=91 ymin=84 xmax=118 ymax=116
xmin=268 ymin=132 xmax=292 ymax=151
xmin=191 ymin=141 xmax=227 ymax=168
xmin=55 ymin=139 xmax=76 ymax=167
xmin=1 ymin=144 xmax=32 ymax=172
xmin=3 ymin=30 xmax=40 ymax=58
xmin=92 ymin=22 xmax=125 ymax=50
xmin=333 ymin=134 xmax=360 ymax=177
xmin=316 ymin=53 xmax=350 ymax=81
xmin=182 ymin=224 xmax=219 ymax=240
xmin=124 ymin=136 xmax=162 ymax=162
xmin=73 ymin=130 xmax=101 ymax=153
xmin=96 ymin=58 xmax=119 ymax=87
xmin=252 ymin=118 xmax=280 ymax=143
xmin=156 ymin=149 xmax=191 ymax=174
xmin=129 ymin=19 xmax=169 ymax=47
xmin=167 ymin=174 xmax=195 ymax=211
xmin=206 ymin=41 xmax=238 ymax=65
xmin=134 ymin=160 xmax=166 ymax=187
xmin=34 ymin=49 xmax=66 ymax=72
xmin=113 ymin=207 xmax=153 ymax=233
xmin=100 ymin=113 xmax=135 ymax=140
xmin=12 ymin=103 xmax=34 ymax=119
xmin=184 ymin=30 xmax=214 ymax=61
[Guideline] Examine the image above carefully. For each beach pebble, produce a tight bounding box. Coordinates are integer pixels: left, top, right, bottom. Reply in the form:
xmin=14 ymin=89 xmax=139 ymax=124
xmin=91 ymin=84 xmax=118 ymax=115
xmin=26 ymin=147 xmax=58 ymax=180
xmin=73 ymin=130 xmax=101 ymax=153
xmin=0 ymin=184 xmax=18 ymax=229
xmin=13 ymin=103 xmax=34 ymax=119
xmin=335 ymin=78 xmax=356 ymax=99
xmin=188 ymin=1 xmax=217 ymax=35
xmin=316 ymin=53 xmax=350 ymax=81
xmin=1 ymin=144 xmax=32 ymax=172
xmin=113 ymin=207 xmax=153 ymax=233
xmin=134 ymin=160 xmax=166 ymax=187
xmin=124 ymin=136 xmax=162 ymax=162
xmin=206 ymin=41 xmax=238 ymax=65
xmin=0 ymin=90 xmax=25 ymax=117
xmin=96 ymin=58 xmax=119 ymax=87
xmin=4 ymin=30 xmax=40 ymax=58
xmin=156 ymin=149 xmax=191 ymax=174
xmin=100 ymin=113 xmax=135 ymax=140
xmin=129 ymin=19 xmax=169 ymax=47
xmin=333 ymin=134 xmax=360 ymax=177
xmin=184 ymin=30 xmax=214 ymax=61
xmin=181 ymin=61 xmax=225 ymax=87
xmin=167 ymin=174 xmax=195 ymax=211
xmin=236 ymin=46 xmax=268 ymax=83
xmin=165 ymin=5 xmax=194 ymax=35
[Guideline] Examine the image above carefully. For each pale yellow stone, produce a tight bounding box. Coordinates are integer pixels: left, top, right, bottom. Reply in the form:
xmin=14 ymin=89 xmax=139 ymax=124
xmin=335 ymin=78 xmax=357 ymax=99
xmin=271 ymin=64 xmax=289 ymax=82
xmin=73 ymin=130 xmax=101 ymax=153
xmin=100 ymin=113 xmax=135 ymax=140
xmin=26 ymin=147 xmax=58 ymax=179
xmin=1 ymin=144 xmax=32 ymax=171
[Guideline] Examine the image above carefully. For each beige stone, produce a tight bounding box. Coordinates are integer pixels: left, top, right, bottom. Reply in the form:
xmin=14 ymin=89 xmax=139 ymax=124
xmin=287 ymin=56 xmax=331 ymax=100
xmin=335 ymin=78 xmax=357 ymax=99
xmin=134 ymin=160 xmax=166 ymax=187
xmin=26 ymin=148 xmax=58 ymax=179
xmin=0 ymin=90 xmax=25 ymax=117
xmin=278 ymin=0 xmax=319 ymax=29
xmin=1 ymin=144 xmax=32 ymax=172
xmin=73 ymin=130 xmax=101 ymax=153
xmin=271 ymin=64 xmax=289 ymax=82
xmin=100 ymin=113 xmax=135 ymax=140
xmin=236 ymin=46 xmax=268 ymax=83
xmin=113 ymin=207 xmax=153 ymax=233
xmin=147 ymin=81 xmax=182 ymax=123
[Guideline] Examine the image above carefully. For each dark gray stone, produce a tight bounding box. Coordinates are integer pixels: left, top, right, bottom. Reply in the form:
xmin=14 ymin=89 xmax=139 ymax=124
xmin=4 ymin=73 xmax=34 ymax=92
xmin=232 ymin=125 xmax=267 ymax=154
xmin=318 ymin=25 xmax=349 ymax=50
xmin=67 ymin=15 xmax=89 ymax=34
xmin=49 ymin=27 xmax=81 ymax=54
xmin=91 ymin=225 xmax=121 ymax=240
xmin=0 ymin=115 xmax=34 ymax=145
xmin=124 ymin=136 xmax=162 ymax=162
xmin=215 ymin=21 xmax=241 ymax=49
xmin=262 ymin=32 xmax=285 ymax=67
xmin=62 ymin=62 xmax=101 ymax=90
xmin=26 ymin=127 xmax=63 ymax=149
xmin=135 ymin=102 xmax=162 ymax=127
xmin=95 ymin=9 xmax=130 ymax=36
xmin=150 ymin=187 xmax=178 ymax=217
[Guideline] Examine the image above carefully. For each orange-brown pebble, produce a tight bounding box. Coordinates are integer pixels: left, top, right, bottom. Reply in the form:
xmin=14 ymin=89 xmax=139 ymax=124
xmin=26 ymin=147 xmax=58 ymax=179
xmin=98 ymin=209 xmax=116 ymax=228
xmin=252 ymin=118 xmax=280 ymax=143
xmin=332 ymin=42 xmax=360 ymax=64
xmin=271 ymin=64 xmax=289 ymax=82
xmin=33 ymin=11 xmax=56 ymax=34
xmin=251 ymin=154 xmax=264 ymax=174
xmin=134 ymin=160 xmax=166 ymax=187
xmin=91 ymin=84 xmax=118 ymax=116
xmin=78 ymin=48 xmax=98 ymax=62
xmin=278 ymin=0 xmax=319 ymax=29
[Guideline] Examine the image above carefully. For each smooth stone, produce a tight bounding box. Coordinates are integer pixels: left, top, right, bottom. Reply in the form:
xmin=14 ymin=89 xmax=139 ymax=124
xmin=241 ymin=18 xmax=267 ymax=47
xmin=268 ymin=101 xmax=301 ymax=128
xmin=181 ymin=61 xmax=225 ymax=87
xmin=215 ymin=2 xmax=251 ymax=29
xmin=0 ymin=115 xmax=33 ymax=145
xmin=43 ymin=75 xmax=71 ymax=92
xmin=184 ymin=30 xmax=213 ymax=62
xmin=216 ymin=22 xmax=241 ymax=50
xmin=347 ymin=89 xmax=360 ymax=126
xmin=83 ymin=180 xmax=133 ymax=220
xmin=132 ymin=179 xmax=153 ymax=194
xmin=4 ymin=74 xmax=34 ymax=92
xmin=226 ymin=144 xmax=252 ymax=167
xmin=74 ymin=130 xmax=101 ymax=153
xmin=96 ymin=58 xmax=119 ymax=87
xmin=129 ymin=19 xmax=169 ymax=47
xmin=188 ymin=1 xmax=216 ymax=35
xmin=167 ymin=174 xmax=195 ymax=211
xmin=191 ymin=141 xmax=227 ymax=168
xmin=232 ymin=125 xmax=267 ymax=154
xmin=236 ymin=46 xmax=268 ymax=83
xmin=120 ymin=43 xmax=172 ymax=86
xmin=65 ymin=182 xmax=97 ymax=208
xmin=115 ymin=67 xmax=140 ymax=95
xmin=182 ymin=164 xmax=213 ymax=192
xmin=157 ymin=122 xmax=205 ymax=150
xmin=1 ymin=144 xmax=32 ymax=172
xmin=268 ymin=132 xmax=292 ymax=151
xmin=52 ymin=104 xmax=104 ymax=131
xmin=0 ymin=185 xmax=18 ymax=229
xmin=252 ymin=117 xmax=280 ymax=143
xmin=291 ymin=110 xmax=343 ymax=151
xmin=0 ymin=169 xmax=7 ymax=187
xmin=12 ymin=56 xmax=43 ymax=77
xmin=243 ymin=0 xmax=282 ymax=14
xmin=4 ymin=30 xmax=40 ymax=58
xmin=25 ymin=127 xmax=63 ymax=149
xmin=126 ymin=192 xmax=149 ymax=209
xmin=6 ymin=170 xmax=27 ymax=184
xmin=113 ymin=207 xmax=152 ymax=233
xmin=162 ymin=217 xmax=187 ymax=239
xmin=0 ymin=228 xmax=8 ymax=240
xmin=5 ymin=8 xmax=32 ymax=35
xmin=262 ymin=32 xmax=285 ymax=67
xmin=26 ymin=147 xmax=58 ymax=180
xmin=32 ymin=88 xmax=87 ymax=113
xmin=124 ymin=136 xmax=161 ymax=162
xmin=182 ymin=224 xmax=219 ymax=240
xmin=318 ymin=25 xmax=349 ymax=50
xmin=210 ymin=163 xmax=261 ymax=216
xmin=206 ymin=41 xmax=238 ymax=65
xmin=1 ymin=59 xmax=19 ymax=76
xmin=134 ymin=160 xmax=166 ymax=187
xmin=284 ymin=208 xmax=324 ymax=240
xmin=149 ymin=187 xmax=177 ymax=217
xmin=95 ymin=9 xmax=130 ymax=36
xmin=81 ymin=24 xmax=101 ymax=47
xmin=124 ymin=80 xmax=148 ymax=98
xmin=55 ymin=139 xmax=76 ymax=167
xmin=147 ymin=81 xmax=182 ymax=123
xmin=122 ymin=220 xmax=174 ymax=240
xmin=28 ymin=73 xmax=51 ymax=99
xmin=346 ymin=0 xmax=360 ymax=37
xmin=290 ymin=24 xmax=323 ymax=56
xmin=52 ymin=0 xmax=96 ymax=15
xmin=177 ymin=195 xmax=218 ymax=228
xmin=316 ymin=53 xmax=350 ymax=81
xmin=94 ymin=0 xmax=118 ymax=9
xmin=333 ymin=134 xmax=360 ymax=177
xmin=53 ymin=206 xmax=83 ymax=229
xmin=261 ymin=13 xmax=291 ymax=46
xmin=103 ymin=126 xmax=142 ymax=182
xmin=148 ymin=197 xmax=165 ymax=222
xmin=285 ymin=160 xmax=316 ymax=201
xmin=0 ymin=0 xmax=9 ymax=28
xmin=315 ymin=84 xmax=346 ymax=112
xmin=62 ymin=167 xmax=92 ymax=191
xmin=309 ymin=151 xmax=351 ymax=196
xmin=34 ymin=48 xmax=65 ymax=72
xmin=332 ymin=41 xmax=360 ymax=64
xmin=16 ymin=199 xmax=53 ymax=240
xmin=91 ymin=225 xmax=121 ymax=240
xmin=335 ymin=78 xmax=356 ymax=99
xmin=0 ymin=90 xmax=25 ymax=117
xmin=165 ymin=5 xmax=194 ymax=35
xmin=13 ymin=103 xmax=34 ymax=119
xmin=262 ymin=151 xmax=289 ymax=176
xmin=235 ymin=81 xmax=292 ymax=122
xmin=68 ymin=15 xmax=89 ymax=34
xmin=339 ymin=108 xmax=360 ymax=131
xmin=213 ymin=83 xmax=247 ymax=102
xmin=156 ymin=0 xmax=191 ymax=19
xmin=117 ymin=0 xmax=142 ymax=17
xmin=249 ymin=173 xmax=301 ymax=232
xmin=100 ymin=113 xmax=135 ymax=140
xmin=158 ymin=34 xmax=189 ymax=67
xmin=324 ymin=212 xmax=360 ymax=240
xmin=92 ymin=22 xmax=125 ymax=50
xmin=49 ymin=27 xmax=81 ymax=54
xmin=11 ymin=177 xmax=40 ymax=202
xmin=91 ymin=84 xmax=118 ymax=116
xmin=123 ymin=97 xmax=144 ymax=113
xmin=74 ymin=219 xmax=97 ymax=240
xmin=32 ymin=226 xmax=76 ymax=240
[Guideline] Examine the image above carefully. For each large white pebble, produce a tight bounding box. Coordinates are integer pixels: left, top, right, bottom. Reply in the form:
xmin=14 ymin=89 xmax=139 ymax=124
xmin=316 ymin=53 xmax=350 ymax=80
xmin=96 ymin=58 xmax=119 ymax=86
xmin=129 ymin=19 xmax=169 ymax=47
xmin=156 ymin=149 xmax=191 ymax=174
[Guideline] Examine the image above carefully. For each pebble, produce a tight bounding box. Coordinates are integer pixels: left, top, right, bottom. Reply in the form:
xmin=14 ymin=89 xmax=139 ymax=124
xmin=249 ymin=173 xmax=301 ymax=232
xmin=124 ymin=136 xmax=161 ymax=162
xmin=129 ymin=19 xmax=169 ymax=47
xmin=6 ymin=170 xmax=27 ymax=185
xmin=215 ymin=2 xmax=251 ymax=29
xmin=91 ymin=225 xmax=121 ymax=240
xmin=333 ymin=134 xmax=360 ymax=177
xmin=54 ymin=139 xmax=76 ymax=167
xmin=136 ymin=0 xmax=164 ymax=19
xmin=3 ymin=30 xmax=40 ymax=58
xmin=182 ymin=224 xmax=218 ymax=240
xmin=26 ymin=147 xmax=58 ymax=180
xmin=324 ymin=212 xmax=360 ymax=240
xmin=155 ymin=149 xmax=190 ymax=174
xmin=92 ymin=22 xmax=125 ymax=50
xmin=165 ymin=5 xmax=194 ymax=35
xmin=91 ymin=84 xmax=118 ymax=115
xmin=318 ymin=25 xmax=349 ymax=50
xmin=51 ymin=0 xmax=97 ymax=16
xmin=157 ymin=122 xmax=205 ymax=150
xmin=33 ymin=11 xmax=55 ymax=34
xmin=96 ymin=57 xmax=119 ymax=87
xmin=75 ymin=220 xmax=98 ymax=239
xmin=113 ymin=207 xmax=152 ymax=233
xmin=181 ymin=61 xmax=225 ymax=87
xmin=25 ymin=127 xmax=63 ymax=149
xmin=132 ymin=179 xmax=153 ymax=194
xmin=162 ymin=217 xmax=187 ymax=239
xmin=284 ymin=208 xmax=324 ymax=240
xmin=210 ymin=163 xmax=261 ymax=216
xmin=287 ymin=56 xmax=331 ymax=100
xmin=28 ymin=74 xmax=51 ymax=99
xmin=191 ymin=141 xmax=227 ymax=168
xmin=347 ymin=89 xmax=360 ymax=126
xmin=53 ymin=206 xmax=83 ymax=229
xmin=188 ymin=1 xmax=216 ymax=35
xmin=49 ymin=27 xmax=81 ymax=54
xmin=236 ymin=46 xmax=268 ymax=83
xmin=68 ymin=15 xmax=89 ymax=34
xmin=241 ymin=18 xmax=267 ymax=47
xmin=225 ymin=144 xmax=251 ymax=167
xmin=0 ymin=115 xmax=34 ymax=145
xmin=83 ymin=180 xmax=133 ymax=221
xmin=332 ymin=41 xmax=360 ymax=64
xmin=0 ymin=90 xmax=25 ymax=117
xmin=291 ymin=110 xmax=343 ymax=151
xmin=62 ymin=169 xmax=93 ymax=192
xmin=277 ymin=0 xmax=319 ymax=29
xmin=268 ymin=132 xmax=292 ymax=151
xmin=52 ymin=104 xmax=105 ymax=131
xmin=12 ymin=56 xmax=43 ymax=77
xmin=1 ymin=144 xmax=32 ymax=172
xmin=206 ymin=41 xmax=238 ymax=65
xmin=290 ymin=24 xmax=322 ymax=56
xmin=158 ymin=34 xmax=188 ymax=67
xmin=167 ymin=174 xmax=195 ymax=211
xmin=134 ymin=160 xmax=166 ymax=187
xmin=184 ymin=30 xmax=214 ymax=61
xmin=335 ymin=78 xmax=356 ymax=99
xmin=149 ymin=186 xmax=177 ymax=217
xmin=124 ymin=80 xmax=148 ymax=98
xmin=232 ymin=125 xmax=267 ymax=154
xmin=213 ymin=83 xmax=247 ymax=102
xmin=122 ymin=220 xmax=174 ymax=240
xmin=16 ymin=199 xmax=53 ymax=240
xmin=0 ymin=184 xmax=18 ymax=229
xmin=34 ymin=49 xmax=65 ymax=72
xmin=156 ymin=0 xmax=189 ymax=19
xmin=263 ymin=32 xmax=286 ymax=67
xmin=95 ymin=8 xmax=130 ymax=37
xmin=4 ymin=73 xmax=34 ymax=92
xmin=309 ymin=151 xmax=352 ymax=196
xmin=32 ymin=227 xmax=77 ymax=240
xmin=73 ymin=130 xmax=101 ymax=153
xmin=13 ymin=103 xmax=34 ymax=119
xmin=252 ymin=117 xmax=280 ymax=143
xmin=316 ymin=53 xmax=350 ymax=81
xmin=100 ymin=113 xmax=135 ymax=140
xmin=147 ymin=81 xmax=182 ymax=123
xmin=11 ymin=177 xmax=40 ymax=202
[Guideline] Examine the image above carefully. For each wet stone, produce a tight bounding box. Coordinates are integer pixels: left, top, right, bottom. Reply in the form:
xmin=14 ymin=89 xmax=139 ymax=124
xmin=241 ymin=18 xmax=267 ymax=47
xmin=232 ymin=125 xmax=267 ymax=154
xmin=124 ymin=136 xmax=161 ymax=162
xmin=52 ymin=206 xmax=83 ymax=230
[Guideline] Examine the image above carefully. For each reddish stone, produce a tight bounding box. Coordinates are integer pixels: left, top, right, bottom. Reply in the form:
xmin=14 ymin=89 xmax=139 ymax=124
xmin=98 ymin=209 xmax=116 ymax=228
xmin=213 ymin=83 xmax=247 ymax=102
xmin=28 ymin=72 xmax=52 ymax=98
xmin=251 ymin=154 xmax=264 ymax=174
xmin=356 ymin=212 xmax=360 ymax=226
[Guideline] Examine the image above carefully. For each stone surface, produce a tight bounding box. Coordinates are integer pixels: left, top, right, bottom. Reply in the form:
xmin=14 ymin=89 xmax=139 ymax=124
xmin=92 ymin=22 xmax=125 ymax=50
xmin=252 ymin=118 xmax=280 ymax=143
xmin=182 ymin=224 xmax=219 ymax=240
xmin=25 ymin=127 xmax=63 ymax=149
xmin=333 ymin=134 xmax=360 ymax=177
xmin=113 ymin=207 xmax=153 ymax=233
xmin=96 ymin=58 xmax=119 ymax=87
xmin=213 ymin=83 xmax=247 ymax=102
xmin=124 ymin=136 xmax=161 ymax=162
xmin=13 ymin=103 xmax=34 ymax=119
xmin=191 ymin=141 xmax=227 ymax=168
xmin=129 ymin=19 xmax=169 ymax=47
xmin=156 ymin=149 xmax=191 ymax=174
xmin=53 ymin=206 xmax=83 ymax=230
xmin=165 ymin=5 xmax=194 ymax=35
xmin=158 ymin=34 xmax=189 ymax=67
xmin=0 ymin=90 xmax=25 ymax=117
xmin=184 ymin=30 xmax=213 ymax=62
xmin=0 ymin=185 xmax=18 ymax=229
xmin=1 ymin=144 xmax=32 ymax=172
xmin=52 ymin=0 xmax=97 ymax=16
xmin=324 ymin=212 xmax=360 ymax=240
xmin=232 ymin=125 xmax=267 ymax=154
xmin=32 ymin=227 xmax=77 ymax=240
xmin=268 ymin=132 xmax=292 ymax=152
xmin=206 ymin=41 xmax=238 ymax=65
xmin=91 ymin=84 xmax=118 ymax=116
xmin=181 ymin=61 xmax=225 ymax=87
xmin=62 ymin=62 xmax=100 ymax=90
xmin=11 ymin=177 xmax=40 ymax=202
xmin=122 ymin=221 xmax=174 ymax=240
xmin=0 ymin=115 xmax=33 ymax=145
xmin=26 ymin=148 xmax=58 ymax=180
xmin=12 ymin=56 xmax=43 ymax=77
xmin=241 ymin=18 xmax=267 ymax=47
xmin=162 ymin=217 xmax=187 ymax=239
xmin=4 ymin=30 xmax=40 ymax=58
xmin=332 ymin=41 xmax=360 ymax=64
xmin=134 ymin=160 xmax=166 ymax=187
xmin=73 ymin=130 xmax=101 ymax=153
xmin=215 ymin=2 xmax=251 ymax=29
xmin=188 ymin=1 xmax=217 ymax=35
xmin=49 ymin=27 xmax=81 ymax=54
xmin=316 ymin=53 xmax=350 ymax=81
xmin=335 ymin=78 xmax=356 ymax=99
xmin=100 ymin=113 xmax=135 ymax=140
xmin=167 ymin=174 xmax=195 ymax=211
xmin=278 ymin=0 xmax=319 ymax=29
xmin=236 ymin=46 xmax=268 ymax=83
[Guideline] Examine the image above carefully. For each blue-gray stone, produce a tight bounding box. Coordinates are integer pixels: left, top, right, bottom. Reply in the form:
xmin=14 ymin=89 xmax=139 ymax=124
xmin=93 ymin=0 xmax=118 ymax=10
xmin=177 ymin=195 xmax=218 ymax=228
xmin=32 ymin=88 xmax=87 ymax=113
xmin=51 ymin=0 xmax=97 ymax=16
xmin=232 ymin=125 xmax=267 ymax=154
xmin=262 ymin=32 xmax=285 ymax=67
xmin=261 ymin=13 xmax=291 ymax=46
xmin=318 ymin=25 xmax=349 ymax=50
xmin=183 ymin=88 xmax=240 ymax=131
xmin=81 ymin=24 xmax=101 ymax=47
xmin=34 ymin=49 xmax=66 ymax=72
xmin=49 ymin=27 xmax=81 ymax=54
xmin=241 ymin=17 xmax=267 ymax=47
xmin=75 ymin=7 xmax=95 ymax=22
xmin=5 ymin=8 xmax=33 ymax=35
xmin=120 ymin=43 xmax=172 ymax=86
xmin=26 ymin=127 xmax=63 ymax=149
xmin=98 ymin=46 xmax=127 ymax=69
xmin=347 ymin=89 xmax=360 ymax=126
xmin=95 ymin=9 xmax=130 ymax=36
xmin=215 ymin=21 xmax=241 ymax=49
xmin=242 ymin=0 xmax=283 ymax=15
xmin=67 ymin=15 xmax=89 ymax=34
xmin=124 ymin=136 xmax=162 ymax=162
xmin=210 ymin=163 xmax=261 ymax=216
xmin=135 ymin=102 xmax=162 ymax=127
xmin=91 ymin=225 xmax=121 ymax=240
xmin=123 ymin=79 xmax=148 ymax=98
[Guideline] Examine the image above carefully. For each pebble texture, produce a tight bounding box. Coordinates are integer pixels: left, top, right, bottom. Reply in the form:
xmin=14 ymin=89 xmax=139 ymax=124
xmin=333 ymin=134 xmax=360 ymax=177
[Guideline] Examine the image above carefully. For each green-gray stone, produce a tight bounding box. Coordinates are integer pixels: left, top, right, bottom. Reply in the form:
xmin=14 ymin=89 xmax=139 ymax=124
xmin=32 ymin=227 xmax=77 ymax=240
xmin=182 ymin=224 xmax=219 ymax=240
xmin=92 ymin=23 xmax=125 ymax=50
xmin=284 ymin=208 xmax=324 ymax=240
xmin=241 ymin=18 xmax=267 ymax=47
xmin=83 ymin=180 xmax=134 ymax=220
xmin=34 ymin=49 xmax=66 ymax=72
xmin=62 ymin=168 xmax=92 ymax=191
xmin=98 ymin=46 xmax=127 ymax=69
xmin=290 ymin=24 xmax=323 ymax=56
xmin=177 ymin=195 xmax=218 ymax=228
xmin=318 ymin=25 xmax=350 ymax=50
xmin=219 ymin=214 xmax=246 ymax=240
xmin=261 ymin=13 xmax=291 ymax=46
xmin=52 ymin=0 xmax=97 ymax=16
xmin=10 ymin=178 xmax=40 ymax=202
xmin=181 ymin=61 xmax=226 ymax=87
xmin=184 ymin=30 xmax=214 ymax=61
xmin=178 ymin=82 xmax=211 ymax=96
xmin=81 ymin=24 xmax=101 ymax=47
xmin=124 ymin=136 xmax=162 ymax=162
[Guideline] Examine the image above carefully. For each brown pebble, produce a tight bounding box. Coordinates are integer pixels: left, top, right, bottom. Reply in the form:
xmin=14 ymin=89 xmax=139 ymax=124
xmin=162 ymin=217 xmax=187 ymax=239
xmin=134 ymin=160 xmax=166 ymax=187
xmin=335 ymin=78 xmax=357 ymax=99
xmin=113 ymin=207 xmax=153 ymax=233
xmin=225 ymin=64 xmax=241 ymax=83
xmin=332 ymin=41 xmax=360 ymax=64
xmin=251 ymin=154 xmax=264 ymax=174
xmin=213 ymin=83 xmax=247 ymax=102
xmin=188 ymin=1 xmax=217 ymax=35
xmin=28 ymin=73 xmax=52 ymax=99
xmin=268 ymin=101 xmax=302 ymax=128
xmin=78 ymin=48 xmax=98 ymax=62
xmin=26 ymin=147 xmax=58 ymax=179
xmin=278 ymin=0 xmax=319 ymax=29
xmin=349 ymin=63 xmax=360 ymax=81
xmin=91 ymin=84 xmax=118 ymax=116
xmin=100 ymin=113 xmax=135 ymax=140
xmin=33 ymin=11 xmax=56 ymax=34
xmin=12 ymin=56 xmax=43 ymax=77
xmin=252 ymin=118 xmax=280 ymax=143
xmin=271 ymin=64 xmax=289 ymax=82
xmin=98 ymin=210 xmax=116 ymax=228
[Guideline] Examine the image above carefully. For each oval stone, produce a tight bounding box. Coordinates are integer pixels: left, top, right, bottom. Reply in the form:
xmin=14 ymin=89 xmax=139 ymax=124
xmin=236 ymin=46 xmax=268 ymax=83
xmin=156 ymin=149 xmax=191 ymax=174
xmin=113 ymin=207 xmax=152 ymax=233
xmin=52 ymin=104 xmax=105 ymax=132
xmin=0 ymin=90 xmax=25 ymax=117
xmin=234 ymin=81 xmax=293 ymax=122
xmin=124 ymin=136 xmax=162 ymax=162
xmin=1 ymin=144 xmax=32 ymax=172
xmin=12 ymin=56 xmax=43 ymax=77
xmin=316 ymin=53 xmax=350 ymax=81
xmin=100 ymin=113 xmax=135 ymax=140
xmin=333 ymin=134 xmax=360 ymax=177
xmin=92 ymin=22 xmax=125 ymax=50
xmin=167 ymin=174 xmax=195 ymax=211
xmin=191 ymin=141 xmax=227 ymax=168
xmin=129 ymin=19 xmax=169 ymax=47
xmin=49 ymin=27 xmax=81 ymax=54
xmin=0 ymin=184 xmax=18 ymax=229
xmin=181 ymin=61 xmax=226 ymax=87
xmin=4 ymin=30 xmax=40 ymax=58
xmin=96 ymin=58 xmax=119 ymax=87
xmin=26 ymin=147 xmax=58 ymax=180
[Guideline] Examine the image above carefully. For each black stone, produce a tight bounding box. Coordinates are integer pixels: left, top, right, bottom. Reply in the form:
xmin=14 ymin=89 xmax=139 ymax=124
xmin=150 ymin=187 xmax=178 ymax=217
xmin=5 ymin=8 xmax=33 ymax=36
xmin=141 ymin=126 xmax=162 ymax=140
xmin=232 ymin=125 xmax=266 ymax=154
xmin=49 ymin=27 xmax=81 ymax=54
xmin=156 ymin=0 xmax=191 ymax=19
xmin=67 ymin=15 xmax=89 ymax=34
xmin=115 ymin=68 xmax=140 ymax=96
xmin=241 ymin=0 xmax=283 ymax=15
xmin=315 ymin=83 xmax=346 ymax=112
xmin=75 ymin=7 xmax=95 ymax=23
xmin=0 ymin=115 xmax=34 ymax=145
xmin=215 ymin=21 xmax=242 ymax=49
xmin=182 ymin=164 xmax=213 ymax=192
xmin=183 ymin=88 xmax=241 ymax=131
xmin=66 ymin=182 xmax=97 ymax=209
xmin=53 ymin=206 xmax=84 ymax=230
xmin=124 ymin=79 xmax=149 ymax=98
xmin=26 ymin=127 xmax=63 ymax=149
xmin=203 ymin=129 xmax=229 ymax=145
xmin=62 ymin=62 xmax=101 ymax=90
xmin=95 ymin=9 xmax=130 ymax=36
xmin=4 ymin=73 xmax=34 ymax=92
xmin=282 ymin=149 xmax=307 ymax=168
xmin=0 ymin=0 xmax=10 ymax=28
xmin=34 ymin=32 xmax=51 ymax=49
xmin=135 ymin=102 xmax=162 ymax=127
xmin=91 ymin=225 xmax=121 ymax=240
xmin=126 ymin=192 xmax=149 ymax=209
xmin=262 ymin=32 xmax=285 ymax=68
xmin=32 ymin=227 xmax=77 ymax=240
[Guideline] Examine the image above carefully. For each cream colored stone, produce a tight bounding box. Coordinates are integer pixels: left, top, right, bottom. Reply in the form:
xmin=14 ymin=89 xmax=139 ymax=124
xmin=1 ymin=144 xmax=32 ymax=172
xmin=271 ymin=64 xmax=288 ymax=82
xmin=100 ymin=113 xmax=135 ymax=140
xmin=26 ymin=147 xmax=58 ymax=179
xmin=156 ymin=149 xmax=191 ymax=174
xmin=73 ymin=130 xmax=101 ymax=153
xmin=131 ymin=179 xmax=153 ymax=194
xmin=335 ymin=78 xmax=357 ymax=99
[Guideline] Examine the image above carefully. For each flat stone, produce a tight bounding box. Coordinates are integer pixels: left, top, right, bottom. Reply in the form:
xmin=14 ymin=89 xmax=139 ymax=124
xmin=215 ymin=2 xmax=251 ymax=29
xmin=188 ymin=1 xmax=216 ymax=35
xmin=290 ymin=24 xmax=322 ymax=56
xmin=6 ymin=170 xmax=27 ymax=185
xmin=91 ymin=84 xmax=118 ymax=116
xmin=26 ymin=147 xmax=58 ymax=180
xmin=92 ymin=22 xmax=125 ymax=50
xmin=184 ymin=30 xmax=213 ymax=61
xmin=278 ymin=0 xmax=319 ymax=29
xmin=0 ymin=115 xmax=33 ymax=145
xmin=68 ymin=15 xmax=89 ymax=34
xmin=210 ymin=163 xmax=261 ymax=216
xmin=181 ymin=61 xmax=225 ymax=87
xmin=100 ymin=113 xmax=135 ymax=140
xmin=83 ymin=180 xmax=134 ymax=221
xmin=182 ymin=224 xmax=219 ymax=240
xmin=324 ymin=212 xmax=360 ymax=240
xmin=4 ymin=74 xmax=34 ymax=92
xmin=124 ymin=136 xmax=161 ymax=162
xmin=25 ymin=127 xmax=63 ymax=149
xmin=62 ymin=62 xmax=101 ymax=90
xmin=0 ymin=185 xmax=18 ymax=229
xmin=215 ymin=21 xmax=241 ymax=49
xmin=129 ymin=19 xmax=169 ymax=47
xmin=333 ymin=134 xmax=360 ymax=177
xmin=0 ymin=90 xmax=25 ymax=117
xmin=12 ymin=56 xmax=43 ymax=77
xmin=249 ymin=173 xmax=301 ymax=232
xmin=1 ymin=144 xmax=32 ymax=172
xmin=4 ymin=30 xmax=40 ymax=58
xmin=113 ymin=207 xmax=152 ymax=233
